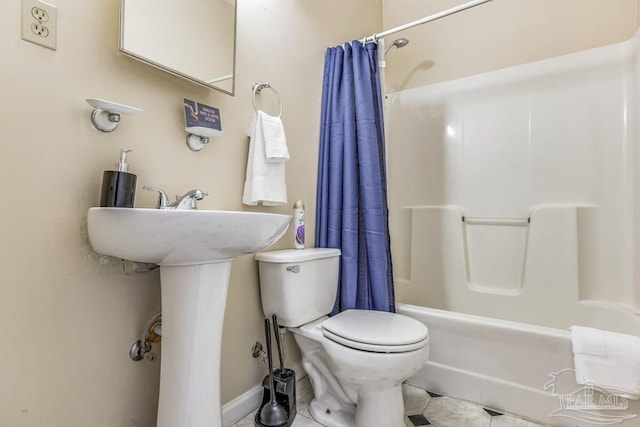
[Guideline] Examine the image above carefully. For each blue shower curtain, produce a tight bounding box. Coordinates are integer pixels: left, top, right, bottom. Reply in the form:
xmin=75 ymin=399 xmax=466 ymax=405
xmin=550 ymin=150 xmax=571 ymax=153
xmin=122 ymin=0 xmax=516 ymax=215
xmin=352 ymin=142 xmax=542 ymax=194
xmin=315 ymin=40 xmax=395 ymax=314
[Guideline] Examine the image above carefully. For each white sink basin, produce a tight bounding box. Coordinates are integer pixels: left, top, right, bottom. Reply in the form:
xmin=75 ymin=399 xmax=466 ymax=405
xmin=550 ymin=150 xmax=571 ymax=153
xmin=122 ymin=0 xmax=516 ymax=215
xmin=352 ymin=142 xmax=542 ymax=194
xmin=87 ymin=207 xmax=291 ymax=265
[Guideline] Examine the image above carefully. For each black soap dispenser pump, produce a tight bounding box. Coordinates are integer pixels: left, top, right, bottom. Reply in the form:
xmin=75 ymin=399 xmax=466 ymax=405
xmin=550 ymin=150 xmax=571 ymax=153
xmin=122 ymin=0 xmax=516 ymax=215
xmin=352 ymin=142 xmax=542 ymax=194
xmin=100 ymin=149 xmax=137 ymax=208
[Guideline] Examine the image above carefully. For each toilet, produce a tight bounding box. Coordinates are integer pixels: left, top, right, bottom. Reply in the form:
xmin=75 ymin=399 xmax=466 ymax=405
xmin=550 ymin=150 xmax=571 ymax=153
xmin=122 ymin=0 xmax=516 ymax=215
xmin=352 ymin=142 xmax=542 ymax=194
xmin=255 ymin=248 xmax=430 ymax=427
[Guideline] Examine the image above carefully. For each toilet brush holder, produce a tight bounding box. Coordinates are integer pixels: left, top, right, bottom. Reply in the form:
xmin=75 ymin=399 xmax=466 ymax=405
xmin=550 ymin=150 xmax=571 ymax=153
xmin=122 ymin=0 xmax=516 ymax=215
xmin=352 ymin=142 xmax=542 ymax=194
xmin=255 ymin=368 xmax=296 ymax=427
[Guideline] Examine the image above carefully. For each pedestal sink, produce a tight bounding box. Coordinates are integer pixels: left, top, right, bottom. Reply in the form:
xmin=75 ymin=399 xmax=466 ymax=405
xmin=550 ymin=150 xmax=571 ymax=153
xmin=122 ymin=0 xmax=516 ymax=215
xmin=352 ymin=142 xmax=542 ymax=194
xmin=87 ymin=207 xmax=291 ymax=427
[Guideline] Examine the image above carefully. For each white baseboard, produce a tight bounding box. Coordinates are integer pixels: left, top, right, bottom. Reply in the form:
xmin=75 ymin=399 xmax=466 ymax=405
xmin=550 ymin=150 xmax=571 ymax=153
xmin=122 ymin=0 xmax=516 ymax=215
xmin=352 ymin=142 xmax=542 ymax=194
xmin=222 ymin=361 xmax=306 ymax=427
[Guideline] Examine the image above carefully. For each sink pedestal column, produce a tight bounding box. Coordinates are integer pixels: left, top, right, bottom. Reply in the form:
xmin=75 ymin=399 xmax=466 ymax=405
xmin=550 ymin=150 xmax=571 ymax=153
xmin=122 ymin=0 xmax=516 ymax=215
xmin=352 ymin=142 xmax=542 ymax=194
xmin=156 ymin=262 xmax=232 ymax=427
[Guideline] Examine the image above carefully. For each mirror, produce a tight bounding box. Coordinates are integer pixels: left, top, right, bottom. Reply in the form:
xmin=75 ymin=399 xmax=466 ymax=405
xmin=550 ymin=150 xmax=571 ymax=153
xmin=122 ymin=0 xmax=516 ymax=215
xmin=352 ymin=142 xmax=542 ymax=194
xmin=119 ymin=0 xmax=237 ymax=95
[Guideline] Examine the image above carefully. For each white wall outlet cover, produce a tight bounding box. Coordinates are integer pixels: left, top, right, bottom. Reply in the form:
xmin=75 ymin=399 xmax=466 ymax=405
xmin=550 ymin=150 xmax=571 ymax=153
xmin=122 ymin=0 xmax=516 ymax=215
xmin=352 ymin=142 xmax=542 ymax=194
xmin=21 ymin=0 xmax=57 ymax=50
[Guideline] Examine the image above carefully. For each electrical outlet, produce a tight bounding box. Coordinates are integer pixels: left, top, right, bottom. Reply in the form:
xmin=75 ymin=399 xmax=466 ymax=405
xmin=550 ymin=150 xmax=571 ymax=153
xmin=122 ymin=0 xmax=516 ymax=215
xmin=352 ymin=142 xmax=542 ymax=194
xmin=31 ymin=6 xmax=48 ymax=22
xmin=22 ymin=0 xmax=57 ymax=50
xmin=31 ymin=22 xmax=49 ymax=37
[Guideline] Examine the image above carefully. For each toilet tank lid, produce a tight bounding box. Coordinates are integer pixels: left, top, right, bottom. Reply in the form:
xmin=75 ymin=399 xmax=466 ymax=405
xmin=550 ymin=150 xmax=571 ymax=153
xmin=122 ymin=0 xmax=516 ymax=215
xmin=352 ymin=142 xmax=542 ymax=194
xmin=255 ymin=248 xmax=341 ymax=263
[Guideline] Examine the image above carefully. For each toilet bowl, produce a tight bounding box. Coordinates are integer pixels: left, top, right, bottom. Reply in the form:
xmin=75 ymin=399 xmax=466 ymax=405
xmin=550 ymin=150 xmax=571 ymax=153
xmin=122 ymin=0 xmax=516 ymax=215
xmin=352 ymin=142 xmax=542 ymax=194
xmin=255 ymin=248 xmax=430 ymax=427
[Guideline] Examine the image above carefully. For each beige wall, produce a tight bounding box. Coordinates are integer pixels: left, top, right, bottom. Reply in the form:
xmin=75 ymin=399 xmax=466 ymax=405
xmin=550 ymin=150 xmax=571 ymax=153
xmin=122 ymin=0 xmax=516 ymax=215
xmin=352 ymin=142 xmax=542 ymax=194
xmin=383 ymin=0 xmax=639 ymax=91
xmin=0 ymin=0 xmax=379 ymax=425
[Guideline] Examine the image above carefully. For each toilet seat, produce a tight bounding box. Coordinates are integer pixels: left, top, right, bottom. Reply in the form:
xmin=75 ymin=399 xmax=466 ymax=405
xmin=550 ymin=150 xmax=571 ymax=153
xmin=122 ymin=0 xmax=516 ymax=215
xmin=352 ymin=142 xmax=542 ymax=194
xmin=322 ymin=329 xmax=429 ymax=353
xmin=322 ymin=309 xmax=429 ymax=353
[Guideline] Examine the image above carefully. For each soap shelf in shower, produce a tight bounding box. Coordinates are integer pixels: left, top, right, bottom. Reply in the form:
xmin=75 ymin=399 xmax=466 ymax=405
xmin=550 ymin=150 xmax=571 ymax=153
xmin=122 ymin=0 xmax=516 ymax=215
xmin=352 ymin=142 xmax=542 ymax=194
xmin=461 ymin=214 xmax=531 ymax=295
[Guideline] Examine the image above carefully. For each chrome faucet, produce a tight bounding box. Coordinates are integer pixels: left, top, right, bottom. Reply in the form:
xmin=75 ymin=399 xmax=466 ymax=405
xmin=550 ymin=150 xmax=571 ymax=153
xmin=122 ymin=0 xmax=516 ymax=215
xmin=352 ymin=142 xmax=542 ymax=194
xmin=143 ymin=186 xmax=208 ymax=210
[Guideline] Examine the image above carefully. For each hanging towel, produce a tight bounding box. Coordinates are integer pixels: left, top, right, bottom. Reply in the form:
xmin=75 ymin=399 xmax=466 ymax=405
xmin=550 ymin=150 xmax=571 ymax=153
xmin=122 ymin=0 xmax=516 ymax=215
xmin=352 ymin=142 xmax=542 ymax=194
xmin=257 ymin=110 xmax=289 ymax=162
xmin=570 ymin=326 xmax=640 ymax=399
xmin=242 ymin=113 xmax=287 ymax=206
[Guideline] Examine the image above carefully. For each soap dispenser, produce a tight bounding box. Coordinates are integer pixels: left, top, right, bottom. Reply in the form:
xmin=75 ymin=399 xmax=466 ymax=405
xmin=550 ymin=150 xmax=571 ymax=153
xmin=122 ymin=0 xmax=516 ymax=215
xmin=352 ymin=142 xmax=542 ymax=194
xmin=100 ymin=149 xmax=137 ymax=208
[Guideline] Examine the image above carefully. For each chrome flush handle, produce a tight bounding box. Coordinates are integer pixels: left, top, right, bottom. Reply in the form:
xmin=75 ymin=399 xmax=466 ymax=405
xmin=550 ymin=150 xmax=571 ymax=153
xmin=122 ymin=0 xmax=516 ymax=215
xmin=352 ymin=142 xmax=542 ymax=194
xmin=286 ymin=265 xmax=300 ymax=273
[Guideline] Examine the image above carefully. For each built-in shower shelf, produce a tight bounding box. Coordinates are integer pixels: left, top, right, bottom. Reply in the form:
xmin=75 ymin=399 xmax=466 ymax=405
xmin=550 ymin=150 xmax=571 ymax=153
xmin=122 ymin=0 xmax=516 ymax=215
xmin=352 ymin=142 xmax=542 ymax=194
xmin=461 ymin=213 xmax=530 ymax=295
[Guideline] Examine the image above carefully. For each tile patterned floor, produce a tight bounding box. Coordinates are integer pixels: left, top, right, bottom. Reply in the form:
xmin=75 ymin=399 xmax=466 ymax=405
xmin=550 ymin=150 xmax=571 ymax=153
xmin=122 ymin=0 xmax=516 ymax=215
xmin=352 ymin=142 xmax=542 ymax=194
xmin=232 ymin=378 xmax=544 ymax=427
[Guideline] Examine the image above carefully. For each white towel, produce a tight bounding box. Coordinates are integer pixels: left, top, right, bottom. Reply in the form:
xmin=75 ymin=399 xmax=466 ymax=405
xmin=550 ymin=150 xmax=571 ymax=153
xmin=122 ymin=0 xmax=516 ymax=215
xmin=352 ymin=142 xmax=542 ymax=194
xmin=570 ymin=325 xmax=640 ymax=399
xmin=257 ymin=110 xmax=289 ymax=162
xmin=242 ymin=113 xmax=287 ymax=206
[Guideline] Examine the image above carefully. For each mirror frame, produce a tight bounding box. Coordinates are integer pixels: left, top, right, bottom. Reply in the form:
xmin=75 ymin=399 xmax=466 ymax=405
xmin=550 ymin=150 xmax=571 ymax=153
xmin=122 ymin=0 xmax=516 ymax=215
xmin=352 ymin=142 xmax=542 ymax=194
xmin=118 ymin=0 xmax=237 ymax=96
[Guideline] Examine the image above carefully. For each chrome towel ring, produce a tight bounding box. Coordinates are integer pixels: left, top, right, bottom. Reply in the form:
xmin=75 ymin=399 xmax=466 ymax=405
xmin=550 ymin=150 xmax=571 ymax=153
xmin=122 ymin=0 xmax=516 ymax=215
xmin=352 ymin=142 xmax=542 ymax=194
xmin=252 ymin=82 xmax=283 ymax=118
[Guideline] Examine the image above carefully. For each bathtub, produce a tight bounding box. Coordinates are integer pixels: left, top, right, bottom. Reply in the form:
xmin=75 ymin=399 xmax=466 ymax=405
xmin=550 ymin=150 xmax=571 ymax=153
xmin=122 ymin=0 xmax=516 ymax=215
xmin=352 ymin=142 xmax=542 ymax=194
xmin=398 ymin=304 xmax=640 ymax=426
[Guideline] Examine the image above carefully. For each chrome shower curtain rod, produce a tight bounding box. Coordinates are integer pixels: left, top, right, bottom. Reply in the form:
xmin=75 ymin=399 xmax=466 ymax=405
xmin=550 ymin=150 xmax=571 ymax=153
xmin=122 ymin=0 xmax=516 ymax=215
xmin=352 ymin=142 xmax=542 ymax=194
xmin=362 ymin=0 xmax=494 ymax=43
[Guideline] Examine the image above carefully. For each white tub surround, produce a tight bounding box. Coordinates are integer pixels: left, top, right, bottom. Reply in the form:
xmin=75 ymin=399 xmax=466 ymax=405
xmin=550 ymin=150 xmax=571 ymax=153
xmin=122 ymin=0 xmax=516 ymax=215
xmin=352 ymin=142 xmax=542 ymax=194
xmin=387 ymin=31 xmax=640 ymax=334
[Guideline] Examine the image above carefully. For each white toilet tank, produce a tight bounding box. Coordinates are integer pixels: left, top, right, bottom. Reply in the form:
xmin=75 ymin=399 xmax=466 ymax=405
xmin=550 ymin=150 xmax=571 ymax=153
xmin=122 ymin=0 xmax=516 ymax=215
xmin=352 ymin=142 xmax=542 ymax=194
xmin=255 ymin=248 xmax=341 ymax=327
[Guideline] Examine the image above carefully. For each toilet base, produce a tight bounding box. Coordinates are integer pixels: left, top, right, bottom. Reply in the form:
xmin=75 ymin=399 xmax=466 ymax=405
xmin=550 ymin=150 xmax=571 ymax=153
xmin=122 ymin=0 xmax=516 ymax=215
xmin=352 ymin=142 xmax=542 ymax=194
xmin=308 ymin=385 xmax=405 ymax=427
xmin=309 ymin=395 xmax=355 ymax=427
xmin=290 ymin=316 xmax=429 ymax=427
xmin=353 ymin=385 xmax=405 ymax=427
xmin=293 ymin=329 xmax=410 ymax=427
